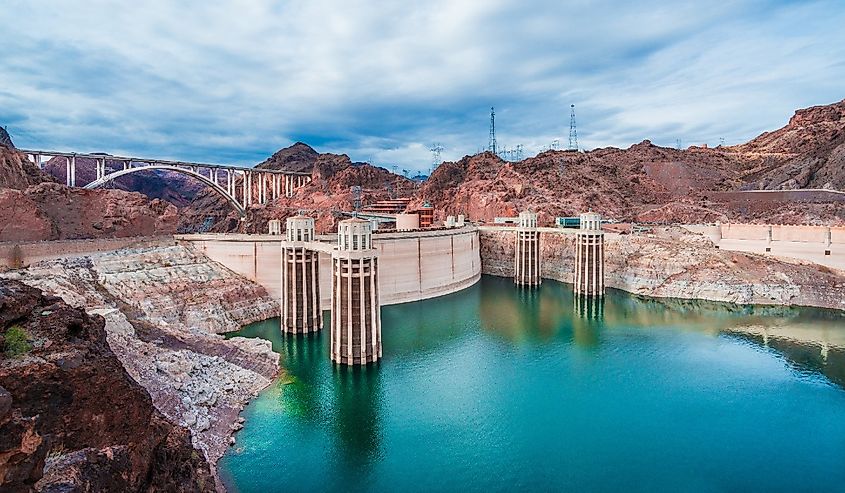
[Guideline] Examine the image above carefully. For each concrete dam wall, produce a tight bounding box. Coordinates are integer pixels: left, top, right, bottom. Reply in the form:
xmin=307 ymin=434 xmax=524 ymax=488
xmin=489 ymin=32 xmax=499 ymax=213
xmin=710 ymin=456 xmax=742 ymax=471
xmin=177 ymin=226 xmax=481 ymax=308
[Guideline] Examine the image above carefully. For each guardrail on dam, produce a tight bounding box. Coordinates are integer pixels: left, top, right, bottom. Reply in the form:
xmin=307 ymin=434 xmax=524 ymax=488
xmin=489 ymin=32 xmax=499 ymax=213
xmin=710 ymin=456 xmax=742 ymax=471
xmin=175 ymin=226 xmax=482 ymax=307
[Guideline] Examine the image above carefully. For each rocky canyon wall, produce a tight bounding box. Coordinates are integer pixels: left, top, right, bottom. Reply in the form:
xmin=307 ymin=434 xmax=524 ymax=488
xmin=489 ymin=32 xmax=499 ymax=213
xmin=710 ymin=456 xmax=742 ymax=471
xmin=479 ymin=227 xmax=845 ymax=310
xmin=0 ymin=280 xmax=215 ymax=492
xmin=1 ymin=240 xmax=281 ymax=486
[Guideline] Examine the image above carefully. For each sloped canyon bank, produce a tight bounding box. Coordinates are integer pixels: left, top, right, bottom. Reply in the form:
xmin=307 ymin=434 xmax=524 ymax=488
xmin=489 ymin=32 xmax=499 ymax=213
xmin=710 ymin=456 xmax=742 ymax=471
xmin=1 ymin=240 xmax=280 ymax=491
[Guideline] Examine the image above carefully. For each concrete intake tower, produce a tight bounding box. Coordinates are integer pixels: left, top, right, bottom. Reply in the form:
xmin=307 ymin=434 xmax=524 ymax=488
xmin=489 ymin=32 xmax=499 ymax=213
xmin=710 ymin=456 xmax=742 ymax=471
xmin=281 ymin=215 xmax=322 ymax=334
xmin=514 ymin=210 xmax=541 ymax=286
xmin=331 ymin=217 xmax=382 ymax=365
xmin=574 ymin=212 xmax=605 ymax=297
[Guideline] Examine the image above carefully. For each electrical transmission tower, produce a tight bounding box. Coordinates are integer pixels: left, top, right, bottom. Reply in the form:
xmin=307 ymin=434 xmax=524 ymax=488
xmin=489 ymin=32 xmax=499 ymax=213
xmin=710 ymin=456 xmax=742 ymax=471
xmin=568 ymin=104 xmax=578 ymax=151
xmin=351 ymin=186 xmax=362 ymax=211
xmin=675 ymin=139 xmax=682 ymax=150
xmin=429 ymin=143 xmax=444 ymax=175
xmin=488 ymin=107 xmax=497 ymax=154
xmin=551 ymin=139 xmax=560 ymax=151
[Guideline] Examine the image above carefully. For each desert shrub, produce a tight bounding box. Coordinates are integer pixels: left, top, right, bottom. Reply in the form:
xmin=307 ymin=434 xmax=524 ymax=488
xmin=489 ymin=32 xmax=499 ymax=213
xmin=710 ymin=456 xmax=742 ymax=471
xmin=4 ymin=325 xmax=31 ymax=357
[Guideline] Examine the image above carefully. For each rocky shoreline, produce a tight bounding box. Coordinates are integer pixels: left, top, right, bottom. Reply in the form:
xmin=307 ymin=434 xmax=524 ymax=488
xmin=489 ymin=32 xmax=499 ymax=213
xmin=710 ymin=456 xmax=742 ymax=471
xmin=480 ymin=227 xmax=845 ymax=311
xmin=1 ymin=239 xmax=281 ymax=490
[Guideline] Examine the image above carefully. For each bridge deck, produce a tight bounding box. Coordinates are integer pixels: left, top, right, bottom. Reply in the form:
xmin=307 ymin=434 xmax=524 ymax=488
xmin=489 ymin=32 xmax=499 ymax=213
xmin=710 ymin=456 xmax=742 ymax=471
xmin=18 ymin=148 xmax=311 ymax=175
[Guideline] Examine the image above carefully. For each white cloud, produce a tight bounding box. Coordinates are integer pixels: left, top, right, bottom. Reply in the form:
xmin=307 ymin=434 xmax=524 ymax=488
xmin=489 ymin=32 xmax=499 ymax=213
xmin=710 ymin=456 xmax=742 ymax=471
xmin=1 ymin=0 xmax=843 ymax=174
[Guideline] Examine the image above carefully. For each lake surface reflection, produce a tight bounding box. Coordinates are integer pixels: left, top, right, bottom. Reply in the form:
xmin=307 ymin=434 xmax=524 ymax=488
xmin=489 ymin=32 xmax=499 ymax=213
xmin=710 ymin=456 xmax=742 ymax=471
xmin=221 ymin=276 xmax=845 ymax=492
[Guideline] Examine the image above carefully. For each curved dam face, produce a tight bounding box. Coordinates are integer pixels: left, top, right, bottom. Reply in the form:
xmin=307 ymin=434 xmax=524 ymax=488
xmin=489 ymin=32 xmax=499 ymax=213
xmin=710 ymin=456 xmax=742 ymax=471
xmin=176 ymin=226 xmax=481 ymax=308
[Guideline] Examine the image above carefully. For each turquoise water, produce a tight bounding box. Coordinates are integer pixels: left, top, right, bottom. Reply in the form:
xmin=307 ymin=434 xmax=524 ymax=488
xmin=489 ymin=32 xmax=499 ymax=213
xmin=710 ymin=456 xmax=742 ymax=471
xmin=220 ymin=276 xmax=845 ymax=492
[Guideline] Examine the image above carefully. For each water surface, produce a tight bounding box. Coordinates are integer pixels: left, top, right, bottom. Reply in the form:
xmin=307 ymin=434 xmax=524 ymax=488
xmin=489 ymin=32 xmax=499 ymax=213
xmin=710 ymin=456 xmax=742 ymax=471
xmin=221 ymin=276 xmax=845 ymax=492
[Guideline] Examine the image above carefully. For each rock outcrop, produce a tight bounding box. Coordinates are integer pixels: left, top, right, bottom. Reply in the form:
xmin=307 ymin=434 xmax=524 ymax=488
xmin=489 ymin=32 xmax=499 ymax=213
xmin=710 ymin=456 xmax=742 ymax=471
xmin=0 ymin=146 xmax=54 ymax=190
xmin=479 ymin=228 xmax=845 ymax=310
xmin=733 ymin=98 xmax=845 ymax=190
xmin=0 ymin=183 xmax=180 ymax=241
xmin=1 ymin=241 xmax=281 ymax=482
xmin=255 ymin=141 xmax=320 ymax=173
xmin=0 ymin=279 xmax=215 ymax=491
xmin=0 ymin=127 xmax=14 ymax=149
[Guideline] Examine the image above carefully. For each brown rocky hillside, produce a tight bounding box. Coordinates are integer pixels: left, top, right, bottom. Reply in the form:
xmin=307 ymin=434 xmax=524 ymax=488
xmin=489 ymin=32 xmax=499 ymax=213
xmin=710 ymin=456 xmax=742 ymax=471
xmin=729 ymin=98 xmax=845 ymax=190
xmin=411 ymin=99 xmax=845 ymax=226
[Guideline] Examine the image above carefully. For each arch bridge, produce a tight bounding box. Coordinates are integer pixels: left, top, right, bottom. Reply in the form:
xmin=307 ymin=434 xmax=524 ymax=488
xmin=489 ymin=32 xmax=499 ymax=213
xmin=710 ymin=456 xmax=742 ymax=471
xmin=19 ymin=149 xmax=312 ymax=218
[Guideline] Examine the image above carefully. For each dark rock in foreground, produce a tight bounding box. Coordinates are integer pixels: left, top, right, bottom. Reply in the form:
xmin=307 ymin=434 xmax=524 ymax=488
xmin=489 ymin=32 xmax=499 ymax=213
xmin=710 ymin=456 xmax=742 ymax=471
xmin=0 ymin=279 xmax=214 ymax=492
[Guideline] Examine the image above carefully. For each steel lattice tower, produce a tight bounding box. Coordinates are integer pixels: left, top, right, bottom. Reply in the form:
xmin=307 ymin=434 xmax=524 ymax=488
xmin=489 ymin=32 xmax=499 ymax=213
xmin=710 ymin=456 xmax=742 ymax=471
xmin=568 ymin=104 xmax=578 ymax=151
xmin=429 ymin=143 xmax=444 ymax=175
xmin=488 ymin=107 xmax=497 ymax=154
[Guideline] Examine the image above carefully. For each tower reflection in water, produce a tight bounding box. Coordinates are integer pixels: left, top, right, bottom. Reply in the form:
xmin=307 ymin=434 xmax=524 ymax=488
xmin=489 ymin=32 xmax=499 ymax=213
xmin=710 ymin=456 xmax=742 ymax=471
xmin=572 ymin=295 xmax=603 ymax=348
xmin=331 ymin=366 xmax=382 ymax=469
xmin=478 ymin=276 xmax=604 ymax=348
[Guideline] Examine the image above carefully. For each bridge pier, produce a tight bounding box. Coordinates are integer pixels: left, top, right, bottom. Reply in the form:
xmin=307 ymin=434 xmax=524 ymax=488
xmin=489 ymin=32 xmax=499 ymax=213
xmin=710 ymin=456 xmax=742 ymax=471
xmin=261 ymin=173 xmax=268 ymax=204
xmin=95 ymin=157 xmax=106 ymax=181
xmin=574 ymin=212 xmax=605 ymax=297
xmin=282 ymin=215 xmax=322 ymax=334
xmin=246 ymin=172 xmax=253 ymax=207
xmin=514 ymin=210 xmax=541 ymax=286
xmin=331 ymin=217 xmax=382 ymax=365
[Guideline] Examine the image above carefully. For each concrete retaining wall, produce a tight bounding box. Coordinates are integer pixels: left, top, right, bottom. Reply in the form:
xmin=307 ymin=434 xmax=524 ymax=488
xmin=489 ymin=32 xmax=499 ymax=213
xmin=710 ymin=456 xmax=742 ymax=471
xmin=177 ymin=227 xmax=482 ymax=308
xmin=685 ymin=223 xmax=844 ymax=244
xmin=0 ymin=236 xmax=174 ymax=270
xmin=681 ymin=223 xmax=844 ymax=271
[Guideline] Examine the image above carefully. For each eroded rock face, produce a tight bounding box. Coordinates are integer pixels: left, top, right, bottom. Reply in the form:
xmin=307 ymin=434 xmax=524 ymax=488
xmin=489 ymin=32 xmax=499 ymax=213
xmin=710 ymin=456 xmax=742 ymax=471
xmin=2 ymin=242 xmax=280 ymax=472
xmin=0 ymin=146 xmax=54 ymax=190
xmin=0 ymin=279 xmax=215 ymax=492
xmin=0 ymin=183 xmax=179 ymax=242
xmin=726 ymin=99 xmax=845 ymax=192
xmin=479 ymin=228 xmax=845 ymax=310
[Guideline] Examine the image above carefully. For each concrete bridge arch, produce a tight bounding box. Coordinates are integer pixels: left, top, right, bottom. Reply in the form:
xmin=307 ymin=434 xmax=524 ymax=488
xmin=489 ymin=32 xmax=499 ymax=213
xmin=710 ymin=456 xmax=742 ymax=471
xmin=83 ymin=164 xmax=246 ymax=217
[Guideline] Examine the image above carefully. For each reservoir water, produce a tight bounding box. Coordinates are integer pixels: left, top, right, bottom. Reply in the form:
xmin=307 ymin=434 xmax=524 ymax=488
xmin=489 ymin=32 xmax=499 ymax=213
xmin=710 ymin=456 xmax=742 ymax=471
xmin=220 ymin=276 xmax=845 ymax=492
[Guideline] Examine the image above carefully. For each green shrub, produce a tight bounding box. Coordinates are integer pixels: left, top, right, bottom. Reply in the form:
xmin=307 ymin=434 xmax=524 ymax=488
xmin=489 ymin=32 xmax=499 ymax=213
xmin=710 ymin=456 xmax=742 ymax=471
xmin=4 ymin=325 xmax=31 ymax=357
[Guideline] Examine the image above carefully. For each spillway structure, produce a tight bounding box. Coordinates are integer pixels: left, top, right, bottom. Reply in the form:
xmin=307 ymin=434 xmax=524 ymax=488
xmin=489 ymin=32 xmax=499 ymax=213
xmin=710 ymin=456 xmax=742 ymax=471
xmin=281 ymin=215 xmax=322 ymax=334
xmin=330 ymin=217 xmax=382 ymax=365
xmin=514 ymin=210 xmax=541 ymax=286
xmin=574 ymin=211 xmax=605 ymax=297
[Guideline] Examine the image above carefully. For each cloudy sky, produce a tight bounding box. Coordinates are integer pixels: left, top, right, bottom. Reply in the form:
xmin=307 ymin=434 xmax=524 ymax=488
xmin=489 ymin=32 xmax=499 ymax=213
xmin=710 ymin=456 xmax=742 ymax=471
xmin=2 ymin=0 xmax=844 ymax=175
